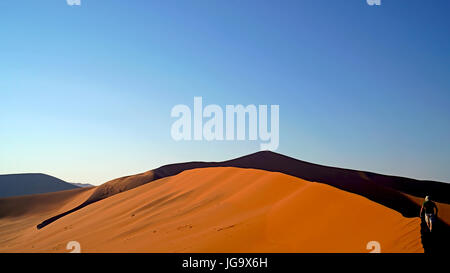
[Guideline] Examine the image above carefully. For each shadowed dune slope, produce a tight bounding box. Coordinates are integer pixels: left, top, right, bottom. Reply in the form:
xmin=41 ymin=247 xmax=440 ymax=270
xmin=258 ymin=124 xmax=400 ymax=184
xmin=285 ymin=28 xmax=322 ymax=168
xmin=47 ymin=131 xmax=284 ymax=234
xmin=0 ymin=168 xmax=423 ymax=253
xmin=0 ymin=187 xmax=94 ymax=219
xmin=37 ymin=151 xmax=450 ymax=230
xmin=0 ymin=187 xmax=95 ymax=249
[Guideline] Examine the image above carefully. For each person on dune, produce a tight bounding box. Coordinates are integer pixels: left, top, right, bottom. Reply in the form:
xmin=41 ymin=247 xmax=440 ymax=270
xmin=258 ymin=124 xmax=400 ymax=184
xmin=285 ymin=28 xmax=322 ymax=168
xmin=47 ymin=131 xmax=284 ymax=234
xmin=420 ymin=196 xmax=438 ymax=232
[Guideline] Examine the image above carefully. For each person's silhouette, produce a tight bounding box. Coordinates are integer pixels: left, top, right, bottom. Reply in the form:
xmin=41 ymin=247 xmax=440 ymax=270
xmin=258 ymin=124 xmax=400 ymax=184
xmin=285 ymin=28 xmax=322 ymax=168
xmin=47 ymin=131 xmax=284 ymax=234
xmin=420 ymin=196 xmax=438 ymax=232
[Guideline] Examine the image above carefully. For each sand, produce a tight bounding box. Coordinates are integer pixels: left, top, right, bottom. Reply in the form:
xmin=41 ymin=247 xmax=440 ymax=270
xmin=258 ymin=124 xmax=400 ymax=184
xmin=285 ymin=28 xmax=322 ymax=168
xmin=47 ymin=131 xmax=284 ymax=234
xmin=0 ymin=167 xmax=423 ymax=253
xmin=35 ymin=151 xmax=450 ymax=231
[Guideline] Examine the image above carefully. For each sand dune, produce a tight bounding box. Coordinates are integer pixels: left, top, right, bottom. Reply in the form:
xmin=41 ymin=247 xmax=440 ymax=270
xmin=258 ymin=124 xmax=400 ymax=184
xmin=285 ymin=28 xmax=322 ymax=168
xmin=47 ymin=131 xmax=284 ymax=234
xmin=36 ymin=151 xmax=450 ymax=232
xmin=0 ymin=173 xmax=80 ymax=198
xmin=0 ymin=167 xmax=423 ymax=253
xmin=2 ymin=151 xmax=449 ymax=253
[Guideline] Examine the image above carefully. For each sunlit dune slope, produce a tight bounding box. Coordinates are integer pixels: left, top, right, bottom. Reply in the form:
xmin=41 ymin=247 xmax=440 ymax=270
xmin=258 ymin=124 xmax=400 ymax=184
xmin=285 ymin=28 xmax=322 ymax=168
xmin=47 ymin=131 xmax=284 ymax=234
xmin=0 ymin=167 xmax=423 ymax=253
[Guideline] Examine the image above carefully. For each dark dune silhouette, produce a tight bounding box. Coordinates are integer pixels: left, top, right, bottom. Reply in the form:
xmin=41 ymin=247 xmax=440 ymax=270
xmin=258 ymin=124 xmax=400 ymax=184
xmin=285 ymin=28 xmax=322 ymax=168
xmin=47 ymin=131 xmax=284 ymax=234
xmin=0 ymin=173 xmax=79 ymax=198
xmin=36 ymin=151 xmax=450 ymax=253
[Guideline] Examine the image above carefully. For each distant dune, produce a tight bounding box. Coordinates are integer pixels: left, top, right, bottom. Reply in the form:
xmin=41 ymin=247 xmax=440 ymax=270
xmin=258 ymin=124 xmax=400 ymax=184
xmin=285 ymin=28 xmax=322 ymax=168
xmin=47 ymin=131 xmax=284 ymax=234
xmin=0 ymin=151 xmax=449 ymax=253
xmin=0 ymin=173 xmax=80 ymax=198
xmin=0 ymin=168 xmax=423 ymax=252
xmin=70 ymin=183 xmax=95 ymax=188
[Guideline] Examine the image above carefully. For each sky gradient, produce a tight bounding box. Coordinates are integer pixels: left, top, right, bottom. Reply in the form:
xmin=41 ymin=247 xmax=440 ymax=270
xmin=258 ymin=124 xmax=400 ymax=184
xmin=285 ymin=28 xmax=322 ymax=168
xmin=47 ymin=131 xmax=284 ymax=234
xmin=1 ymin=0 xmax=449 ymax=185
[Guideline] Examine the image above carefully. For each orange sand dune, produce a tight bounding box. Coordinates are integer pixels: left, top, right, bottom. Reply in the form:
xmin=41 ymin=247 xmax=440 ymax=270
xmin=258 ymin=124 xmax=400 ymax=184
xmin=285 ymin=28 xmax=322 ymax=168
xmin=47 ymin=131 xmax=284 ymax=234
xmin=35 ymin=151 xmax=450 ymax=236
xmin=0 ymin=167 xmax=423 ymax=253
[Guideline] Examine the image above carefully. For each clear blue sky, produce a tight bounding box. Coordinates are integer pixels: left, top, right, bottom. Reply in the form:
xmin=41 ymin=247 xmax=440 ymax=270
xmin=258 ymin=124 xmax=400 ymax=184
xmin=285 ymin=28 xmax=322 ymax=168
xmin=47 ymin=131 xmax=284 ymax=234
xmin=1 ymin=0 xmax=449 ymax=185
